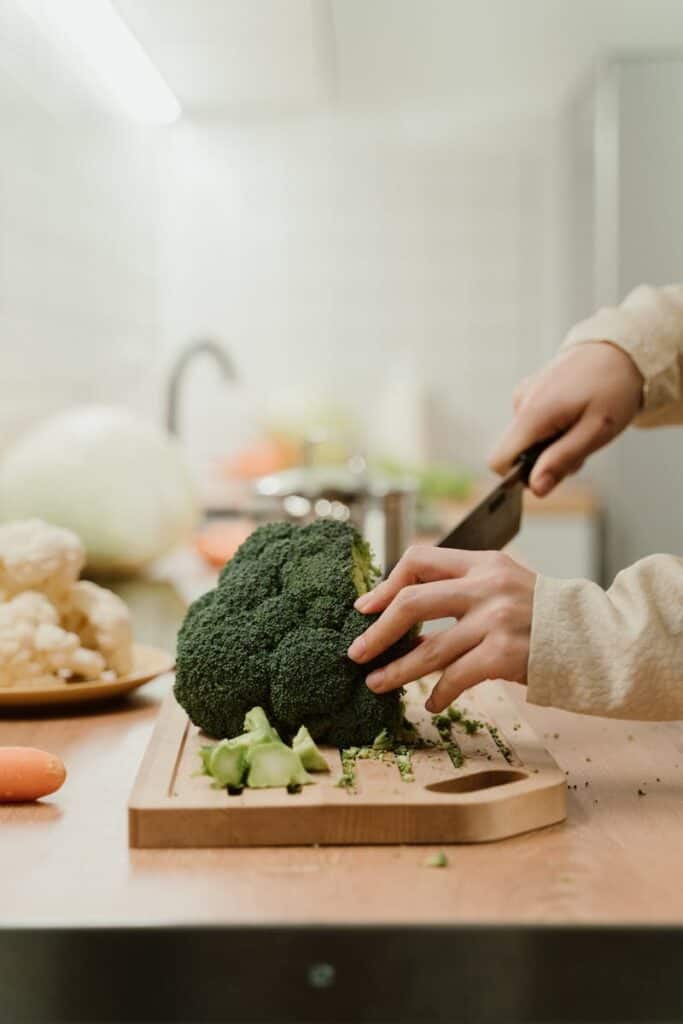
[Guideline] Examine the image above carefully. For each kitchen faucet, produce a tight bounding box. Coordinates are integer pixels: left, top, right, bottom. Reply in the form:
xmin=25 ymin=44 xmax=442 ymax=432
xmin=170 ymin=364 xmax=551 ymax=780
xmin=166 ymin=338 xmax=236 ymax=436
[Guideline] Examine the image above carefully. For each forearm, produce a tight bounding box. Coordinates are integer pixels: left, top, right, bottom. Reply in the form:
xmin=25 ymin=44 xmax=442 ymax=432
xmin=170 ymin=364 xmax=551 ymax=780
xmin=562 ymin=284 xmax=683 ymax=426
xmin=527 ymin=555 xmax=683 ymax=720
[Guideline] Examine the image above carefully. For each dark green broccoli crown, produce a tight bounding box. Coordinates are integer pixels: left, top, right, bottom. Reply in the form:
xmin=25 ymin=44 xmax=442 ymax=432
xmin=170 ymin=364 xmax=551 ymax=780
xmin=174 ymin=520 xmax=412 ymax=746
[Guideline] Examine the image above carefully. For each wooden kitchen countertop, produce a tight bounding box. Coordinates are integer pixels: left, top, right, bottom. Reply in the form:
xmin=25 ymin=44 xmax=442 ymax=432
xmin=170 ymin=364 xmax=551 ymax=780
xmin=2 ymin=679 xmax=682 ymax=928
xmin=1 ymin=556 xmax=681 ymax=931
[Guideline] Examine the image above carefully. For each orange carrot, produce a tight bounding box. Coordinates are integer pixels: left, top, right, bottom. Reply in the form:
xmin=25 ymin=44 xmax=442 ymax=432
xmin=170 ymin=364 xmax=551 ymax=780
xmin=0 ymin=747 xmax=66 ymax=802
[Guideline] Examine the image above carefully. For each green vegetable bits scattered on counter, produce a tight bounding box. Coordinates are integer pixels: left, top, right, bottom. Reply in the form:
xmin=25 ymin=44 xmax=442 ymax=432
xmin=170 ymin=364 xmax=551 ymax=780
xmin=423 ymin=851 xmax=449 ymax=868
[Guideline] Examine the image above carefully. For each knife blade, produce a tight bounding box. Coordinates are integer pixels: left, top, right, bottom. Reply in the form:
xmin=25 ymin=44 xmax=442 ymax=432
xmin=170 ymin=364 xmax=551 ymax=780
xmin=438 ymin=434 xmax=560 ymax=552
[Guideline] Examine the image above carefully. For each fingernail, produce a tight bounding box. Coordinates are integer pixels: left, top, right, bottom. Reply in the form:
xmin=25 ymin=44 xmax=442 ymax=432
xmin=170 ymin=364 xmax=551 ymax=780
xmin=354 ymin=593 xmax=372 ymax=611
xmin=347 ymin=636 xmax=367 ymax=661
xmin=366 ymin=669 xmax=384 ymax=691
xmin=534 ymin=471 xmax=556 ymax=496
xmin=425 ymin=696 xmax=435 ymax=712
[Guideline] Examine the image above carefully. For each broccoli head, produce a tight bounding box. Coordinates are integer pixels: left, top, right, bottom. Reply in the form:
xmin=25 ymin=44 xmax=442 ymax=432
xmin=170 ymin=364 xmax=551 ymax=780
xmin=174 ymin=520 xmax=414 ymax=746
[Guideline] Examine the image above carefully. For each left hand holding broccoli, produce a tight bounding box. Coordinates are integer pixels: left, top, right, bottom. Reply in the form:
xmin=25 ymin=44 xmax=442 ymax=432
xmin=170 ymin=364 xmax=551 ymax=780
xmin=347 ymin=546 xmax=536 ymax=712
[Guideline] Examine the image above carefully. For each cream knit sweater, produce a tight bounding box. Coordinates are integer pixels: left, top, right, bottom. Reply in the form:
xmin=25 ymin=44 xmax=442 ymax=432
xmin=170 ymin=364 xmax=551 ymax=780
xmin=527 ymin=284 xmax=683 ymax=720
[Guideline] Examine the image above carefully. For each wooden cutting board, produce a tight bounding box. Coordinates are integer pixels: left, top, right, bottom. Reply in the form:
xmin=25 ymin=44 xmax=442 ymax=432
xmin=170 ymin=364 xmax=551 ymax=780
xmin=129 ymin=679 xmax=566 ymax=848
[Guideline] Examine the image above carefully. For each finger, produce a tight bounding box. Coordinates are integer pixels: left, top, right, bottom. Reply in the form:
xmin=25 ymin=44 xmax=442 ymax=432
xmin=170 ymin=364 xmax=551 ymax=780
xmin=426 ymin=644 xmax=491 ymax=712
xmin=488 ymin=402 xmax=575 ymax=477
xmin=528 ymin=410 xmax=618 ymax=495
xmin=355 ymin=545 xmax=478 ymax=614
xmin=348 ymin=578 xmax=477 ymax=664
xmin=366 ymin=617 xmax=485 ymax=693
xmin=512 ymin=377 xmax=532 ymax=414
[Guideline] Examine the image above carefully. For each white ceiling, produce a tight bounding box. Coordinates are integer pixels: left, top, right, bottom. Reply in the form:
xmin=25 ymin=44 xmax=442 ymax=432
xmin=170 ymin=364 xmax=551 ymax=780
xmin=114 ymin=0 xmax=683 ymax=117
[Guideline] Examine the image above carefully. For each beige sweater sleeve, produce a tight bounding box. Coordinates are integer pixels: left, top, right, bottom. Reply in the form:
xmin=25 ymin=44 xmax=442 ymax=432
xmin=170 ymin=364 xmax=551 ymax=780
xmin=528 ymin=284 xmax=683 ymax=719
xmin=528 ymin=557 xmax=683 ymax=719
xmin=562 ymin=283 xmax=683 ymax=425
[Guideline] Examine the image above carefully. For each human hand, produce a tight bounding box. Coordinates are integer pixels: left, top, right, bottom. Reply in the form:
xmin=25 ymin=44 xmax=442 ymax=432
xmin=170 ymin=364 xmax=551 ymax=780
xmin=347 ymin=546 xmax=536 ymax=712
xmin=489 ymin=341 xmax=643 ymax=496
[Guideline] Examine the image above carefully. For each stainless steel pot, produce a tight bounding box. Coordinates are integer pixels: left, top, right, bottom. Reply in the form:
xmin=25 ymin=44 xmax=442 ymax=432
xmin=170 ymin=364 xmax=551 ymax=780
xmin=252 ymin=465 xmax=416 ymax=574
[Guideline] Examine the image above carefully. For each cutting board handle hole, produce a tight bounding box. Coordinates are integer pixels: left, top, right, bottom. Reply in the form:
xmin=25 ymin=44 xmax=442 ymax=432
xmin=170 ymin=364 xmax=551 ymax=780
xmin=427 ymin=769 xmax=527 ymax=794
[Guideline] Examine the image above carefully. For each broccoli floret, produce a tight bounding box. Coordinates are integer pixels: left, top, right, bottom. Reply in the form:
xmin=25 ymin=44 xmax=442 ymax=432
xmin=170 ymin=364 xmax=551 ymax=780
xmin=175 ymin=520 xmax=415 ymax=746
xmin=243 ymin=706 xmax=276 ymax=736
xmin=246 ymin=742 xmax=312 ymax=788
xmin=292 ymin=725 xmax=330 ymax=772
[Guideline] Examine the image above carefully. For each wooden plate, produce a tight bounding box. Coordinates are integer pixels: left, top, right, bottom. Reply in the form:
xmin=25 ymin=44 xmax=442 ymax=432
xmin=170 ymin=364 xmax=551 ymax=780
xmin=0 ymin=644 xmax=174 ymax=708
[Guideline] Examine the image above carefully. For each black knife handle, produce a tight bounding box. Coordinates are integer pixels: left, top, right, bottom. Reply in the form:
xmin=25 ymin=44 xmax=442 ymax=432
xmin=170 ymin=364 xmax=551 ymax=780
xmin=517 ymin=432 xmax=564 ymax=485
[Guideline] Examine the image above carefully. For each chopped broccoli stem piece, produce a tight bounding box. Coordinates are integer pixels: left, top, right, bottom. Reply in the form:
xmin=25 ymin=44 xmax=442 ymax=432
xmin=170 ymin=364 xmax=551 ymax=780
xmin=197 ymin=745 xmax=214 ymax=775
xmin=246 ymin=742 xmax=312 ymax=789
xmin=244 ymin=706 xmax=276 ymax=736
xmin=292 ymin=726 xmax=330 ymax=772
xmin=227 ymin=726 xmax=275 ymax=752
xmin=208 ymin=741 xmax=247 ymax=789
xmin=424 ymin=851 xmax=448 ymax=868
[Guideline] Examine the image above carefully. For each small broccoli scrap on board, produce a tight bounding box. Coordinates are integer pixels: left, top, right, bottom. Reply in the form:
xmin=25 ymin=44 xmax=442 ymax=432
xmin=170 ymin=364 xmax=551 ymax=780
xmin=174 ymin=520 xmax=416 ymax=747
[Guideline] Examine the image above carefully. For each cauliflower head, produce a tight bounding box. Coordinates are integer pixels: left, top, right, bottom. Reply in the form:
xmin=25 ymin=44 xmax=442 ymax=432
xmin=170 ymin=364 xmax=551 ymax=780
xmin=0 ymin=591 xmax=106 ymax=689
xmin=62 ymin=581 xmax=133 ymax=675
xmin=0 ymin=519 xmax=84 ymax=605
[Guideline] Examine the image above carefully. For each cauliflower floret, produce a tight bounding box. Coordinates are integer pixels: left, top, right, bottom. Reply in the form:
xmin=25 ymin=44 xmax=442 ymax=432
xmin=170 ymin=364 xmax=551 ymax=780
xmin=0 ymin=592 xmax=105 ymax=688
xmin=0 ymin=519 xmax=84 ymax=605
xmin=62 ymin=580 xmax=133 ymax=676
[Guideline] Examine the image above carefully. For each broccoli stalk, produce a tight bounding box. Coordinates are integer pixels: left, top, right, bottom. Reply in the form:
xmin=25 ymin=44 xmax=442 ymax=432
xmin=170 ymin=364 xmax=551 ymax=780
xmin=246 ymin=742 xmax=312 ymax=789
xmin=244 ymin=706 xmax=277 ymax=737
xmin=292 ymin=726 xmax=330 ymax=772
xmin=208 ymin=741 xmax=247 ymax=789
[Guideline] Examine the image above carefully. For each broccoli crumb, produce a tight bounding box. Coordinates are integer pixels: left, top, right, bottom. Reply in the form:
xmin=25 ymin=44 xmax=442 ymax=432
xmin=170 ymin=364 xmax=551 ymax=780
xmin=447 ymin=705 xmax=482 ymax=735
xmin=337 ymin=749 xmax=358 ymax=792
xmin=432 ymin=714 xmax=464 ymax=769
xmin=487 ymin=725 xmax=513 ymax=763
xmin=395 ymin=746 xmax=415 ymax=782
xmin=423 ymin=851 xmax=448 ymax=868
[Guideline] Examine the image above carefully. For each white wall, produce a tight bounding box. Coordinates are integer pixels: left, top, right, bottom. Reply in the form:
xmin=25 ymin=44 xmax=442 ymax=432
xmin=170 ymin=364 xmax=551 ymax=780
xmin=159 ymin=111 xmax=558 ymax=471
xmin=562 ymin=57 xmax=683 ymax=581
xmin=0 ymin=1 xmax=162 ymax=450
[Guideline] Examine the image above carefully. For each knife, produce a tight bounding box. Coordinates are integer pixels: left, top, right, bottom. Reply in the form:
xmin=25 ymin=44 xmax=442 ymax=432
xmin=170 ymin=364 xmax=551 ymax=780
xmin=438 ymin=434 xmax=561 ymax=552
